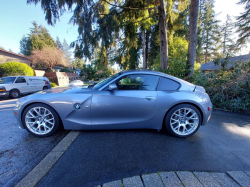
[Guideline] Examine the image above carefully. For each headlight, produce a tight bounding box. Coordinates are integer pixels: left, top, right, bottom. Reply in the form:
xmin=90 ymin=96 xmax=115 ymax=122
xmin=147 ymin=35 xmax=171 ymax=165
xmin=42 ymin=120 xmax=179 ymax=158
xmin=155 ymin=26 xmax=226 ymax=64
xmin=0 ymin=86 xmax=6 ymax=92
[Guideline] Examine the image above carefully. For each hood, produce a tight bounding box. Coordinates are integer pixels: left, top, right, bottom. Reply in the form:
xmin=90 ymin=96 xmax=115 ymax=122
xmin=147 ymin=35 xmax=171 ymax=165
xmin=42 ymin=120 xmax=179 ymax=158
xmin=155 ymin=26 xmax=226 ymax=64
xmin=40 ymin=86 xmax=91 ymax=94
xmin=0 ymin=84 xmax=8 ymax=87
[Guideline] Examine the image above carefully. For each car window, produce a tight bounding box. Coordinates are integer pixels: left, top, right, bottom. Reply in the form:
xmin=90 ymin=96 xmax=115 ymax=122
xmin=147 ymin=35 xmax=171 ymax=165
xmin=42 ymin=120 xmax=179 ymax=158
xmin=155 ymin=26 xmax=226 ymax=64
xmin=15 ymin=77 xmax=27 ymax=83
xmin=157 ymin=77 xmax=180 ymax=91
xmin=115 ymin=74 xmax=159 ymax=91
xmin=92 ymin=72 xmax=123 ymax=90
xmin=0 ymin=77 xmax=16 ymax=84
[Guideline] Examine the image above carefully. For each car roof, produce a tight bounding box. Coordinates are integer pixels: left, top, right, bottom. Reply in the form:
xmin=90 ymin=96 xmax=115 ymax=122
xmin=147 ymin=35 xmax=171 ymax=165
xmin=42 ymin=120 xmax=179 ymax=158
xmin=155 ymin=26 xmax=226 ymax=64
xmin=117 ymin=69 xmax=195 ymax=91
xmin=120 ymin=69 xmax=166 ymax=76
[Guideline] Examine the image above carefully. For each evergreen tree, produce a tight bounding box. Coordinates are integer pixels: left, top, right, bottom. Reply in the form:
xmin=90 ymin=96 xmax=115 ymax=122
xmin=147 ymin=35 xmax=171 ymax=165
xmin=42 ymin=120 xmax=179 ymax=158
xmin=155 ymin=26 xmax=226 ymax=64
xmin=20 ymin=35 xmax=29 ymax=55
xmin=221 ymin=15 xmax=237 ymax=56
xmin=20 ymin=21 xmax=56 ymax=56
xmin=196 ymin=0 xmax=221 ymax=64
xmin=148 ymin=24 xmax=160 ymax=68
xmin=72 ymin=58 xmax=85 ymax=69
xmin=56 ymin=37 xmax=63 ymax=50
xmin=27 ymin=0 xmax=189 ymax=71
xmin=62 ymin=39 xmax=73 ymax=67
xmin=236 ymin=0 xmax=250 ymax=45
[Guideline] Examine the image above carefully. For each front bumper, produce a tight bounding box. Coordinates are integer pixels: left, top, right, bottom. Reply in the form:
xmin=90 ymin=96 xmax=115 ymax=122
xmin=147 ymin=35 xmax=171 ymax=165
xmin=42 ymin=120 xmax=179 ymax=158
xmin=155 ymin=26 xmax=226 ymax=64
xmin=0 ymin=91 xmax=9 ymax=97
xmin=13 ymin=97 xmax=30 ymax=129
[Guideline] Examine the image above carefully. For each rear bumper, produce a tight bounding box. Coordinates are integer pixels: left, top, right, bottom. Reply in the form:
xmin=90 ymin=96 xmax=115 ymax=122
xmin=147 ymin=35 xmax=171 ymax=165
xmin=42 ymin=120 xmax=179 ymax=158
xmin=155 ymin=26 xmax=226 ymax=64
xmin=201 ymin=101 xmax=213 ymax=126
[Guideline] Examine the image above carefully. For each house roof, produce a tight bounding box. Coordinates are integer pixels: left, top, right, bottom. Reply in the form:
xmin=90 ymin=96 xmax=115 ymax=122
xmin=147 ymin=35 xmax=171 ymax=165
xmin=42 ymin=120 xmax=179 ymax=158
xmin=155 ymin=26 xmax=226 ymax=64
xmin=0 ymin=48 xmax=30 ymax=60
xmin=200 ymin=53 xmax=250 ymax=71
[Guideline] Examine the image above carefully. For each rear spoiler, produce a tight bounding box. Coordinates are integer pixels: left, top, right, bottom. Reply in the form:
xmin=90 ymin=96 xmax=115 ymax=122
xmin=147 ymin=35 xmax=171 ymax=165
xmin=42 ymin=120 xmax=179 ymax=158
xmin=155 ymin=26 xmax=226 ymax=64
xmin=193 ymin=86 xmax=206 ymax=93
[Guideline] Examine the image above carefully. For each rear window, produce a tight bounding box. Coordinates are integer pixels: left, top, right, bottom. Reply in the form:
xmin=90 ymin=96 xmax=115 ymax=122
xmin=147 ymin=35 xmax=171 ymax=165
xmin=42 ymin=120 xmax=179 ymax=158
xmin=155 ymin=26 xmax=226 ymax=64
xmin=157 ymin=77 xmax=180 ymax=91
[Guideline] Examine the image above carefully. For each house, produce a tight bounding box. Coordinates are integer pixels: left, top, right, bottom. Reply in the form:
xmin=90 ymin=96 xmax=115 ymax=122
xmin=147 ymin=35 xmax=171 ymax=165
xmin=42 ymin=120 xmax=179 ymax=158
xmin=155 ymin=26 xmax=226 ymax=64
xmin=34 ymin=67 xmax=80 ymax=86
xmin=45 ymin=72 xmax=79 ymax=86
xmin=0 ymin=48 xmax=30 ymax=65
xmin=200 ymin=53 xmax=250 ymax=72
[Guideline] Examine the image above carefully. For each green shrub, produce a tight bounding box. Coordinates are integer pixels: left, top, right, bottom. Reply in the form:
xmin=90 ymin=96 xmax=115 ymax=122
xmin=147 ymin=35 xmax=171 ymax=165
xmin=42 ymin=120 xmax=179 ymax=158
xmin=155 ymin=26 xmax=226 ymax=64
xmin=60 ymin=67 xmax=74 ymax=73
xmin=0 ymin=61 xmax=34 ymax=77
xmin=50 ymin=82 xmax=57 ymax=88
xmin=150 ymin=37 xmax=190 ymax=78
xmin=193 ymin=61 xmax=250 ymax=113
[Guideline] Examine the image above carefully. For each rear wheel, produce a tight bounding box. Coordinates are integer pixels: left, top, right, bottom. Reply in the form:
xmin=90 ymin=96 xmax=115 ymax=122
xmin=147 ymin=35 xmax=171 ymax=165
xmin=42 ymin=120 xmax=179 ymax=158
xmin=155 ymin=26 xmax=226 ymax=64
xmin=165 ymin=104 xmax=201 ymax=138
xmin=43 ymin=86 xmax=48 ymax=90
xmin=22 ymin=103 xmax=60 ymax=137
xmin=9 ymin=89 xmax=20 ymax=99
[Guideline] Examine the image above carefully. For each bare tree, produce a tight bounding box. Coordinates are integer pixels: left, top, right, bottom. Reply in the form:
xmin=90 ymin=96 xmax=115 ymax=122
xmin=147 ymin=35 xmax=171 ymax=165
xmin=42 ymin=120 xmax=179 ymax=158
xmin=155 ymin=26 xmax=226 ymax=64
xmin=30 ymin=47 xmax=66 ymax=70
xmin=187 ymin=0 xmax=199 ymax=76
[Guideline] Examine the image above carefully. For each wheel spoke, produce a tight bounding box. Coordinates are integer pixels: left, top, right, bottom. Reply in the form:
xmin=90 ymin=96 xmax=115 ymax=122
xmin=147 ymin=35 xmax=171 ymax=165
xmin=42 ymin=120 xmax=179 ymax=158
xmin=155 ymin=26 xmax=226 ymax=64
xmin=33 ymin=108 xmax=40 ymax=115
xmin=174 ymin=125 xmax=180 ymax=130
xmin=45 ymin=120 xmax=54 ymax=125
xmin=188 ymin=113 xmax=196 ymax=119
xmin=186 ymin=109 xmax=191 ymax=116
xmin=44 ymin=124 xmax=51 ymax=130
xmin=28 ymin=111 xmax=36 ymax=118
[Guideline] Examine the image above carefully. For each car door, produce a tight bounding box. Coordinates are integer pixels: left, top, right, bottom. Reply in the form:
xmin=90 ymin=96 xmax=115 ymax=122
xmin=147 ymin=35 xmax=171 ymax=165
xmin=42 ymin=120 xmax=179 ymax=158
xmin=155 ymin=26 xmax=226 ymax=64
xmin=14 ymin=77 xmax=30 ymax=93
xmin=91 ymin=74 xmax=160 ymax=127
xmin=27 ymin=77 xmax=38 ymax=92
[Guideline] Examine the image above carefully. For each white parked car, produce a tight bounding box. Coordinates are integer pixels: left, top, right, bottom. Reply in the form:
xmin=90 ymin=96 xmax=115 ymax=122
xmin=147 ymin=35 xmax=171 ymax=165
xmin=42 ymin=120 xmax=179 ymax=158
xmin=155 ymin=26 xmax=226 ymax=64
xmin=0 ymin=76 xmax=51 ymax=99
xmin=68 ymin=80 xmax=84 ymax=87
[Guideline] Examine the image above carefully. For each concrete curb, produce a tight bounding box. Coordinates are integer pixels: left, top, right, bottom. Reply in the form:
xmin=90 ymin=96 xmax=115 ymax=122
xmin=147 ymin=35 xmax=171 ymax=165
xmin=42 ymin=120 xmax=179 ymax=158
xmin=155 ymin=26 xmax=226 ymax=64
xmin=15 ymin=131 xmax=80 ymax=187
xmin=97 ymin=171 xmax=250 ymax=187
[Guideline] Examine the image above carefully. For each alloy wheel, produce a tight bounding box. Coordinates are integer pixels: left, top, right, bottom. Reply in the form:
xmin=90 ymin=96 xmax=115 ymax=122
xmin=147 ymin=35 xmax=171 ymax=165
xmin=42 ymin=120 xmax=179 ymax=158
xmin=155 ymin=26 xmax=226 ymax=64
xmin=170 ymin=107 xmax=199 ymax=136
xmin=25 ymin=107 xmax=55 ymax=135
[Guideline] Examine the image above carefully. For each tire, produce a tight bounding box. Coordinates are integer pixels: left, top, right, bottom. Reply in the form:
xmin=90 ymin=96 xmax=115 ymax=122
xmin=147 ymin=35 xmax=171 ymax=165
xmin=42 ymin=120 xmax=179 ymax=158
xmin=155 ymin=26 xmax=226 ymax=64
xmin=9 ymin=89 xmax=20 ymax=99
xmin=43 ymin=86 xmax=48 ymax=90
xmin=22 ymin=103 xmax=60 ymax=137
xmin=165 ymin=104 xmax=202 ymax=138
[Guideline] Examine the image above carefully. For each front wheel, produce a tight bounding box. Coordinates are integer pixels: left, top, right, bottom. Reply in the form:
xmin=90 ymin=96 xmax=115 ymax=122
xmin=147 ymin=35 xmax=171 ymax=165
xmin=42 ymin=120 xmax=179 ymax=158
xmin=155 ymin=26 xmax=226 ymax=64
xmin=9 ymin=89 xmax=20 ymax=99
xmin=22 ymin=103 xmax=60 ymax=137
xmin=165 ymin=104 xmax=202 ymax=138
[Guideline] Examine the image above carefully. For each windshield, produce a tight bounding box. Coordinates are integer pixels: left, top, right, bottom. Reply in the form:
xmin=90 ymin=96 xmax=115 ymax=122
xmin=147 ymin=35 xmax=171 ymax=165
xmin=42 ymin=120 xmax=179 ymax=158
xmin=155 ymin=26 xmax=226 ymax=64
xmin=0 ymin=77 xmax=16 ymax=84
xmin=92 ymin=72 xmax=122 ymax=90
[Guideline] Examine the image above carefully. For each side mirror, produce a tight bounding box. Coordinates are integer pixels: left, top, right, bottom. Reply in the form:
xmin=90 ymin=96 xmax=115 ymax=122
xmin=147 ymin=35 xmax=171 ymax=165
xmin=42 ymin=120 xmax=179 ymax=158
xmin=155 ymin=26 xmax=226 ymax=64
xmin=108 ymin=83 xmax=117 ymax=91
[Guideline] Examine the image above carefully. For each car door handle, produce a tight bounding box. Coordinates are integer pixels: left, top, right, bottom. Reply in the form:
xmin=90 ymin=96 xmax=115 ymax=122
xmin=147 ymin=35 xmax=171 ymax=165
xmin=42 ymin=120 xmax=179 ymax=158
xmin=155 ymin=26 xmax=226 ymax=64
xmin=145 ymin=96 xmax=156 ymax=100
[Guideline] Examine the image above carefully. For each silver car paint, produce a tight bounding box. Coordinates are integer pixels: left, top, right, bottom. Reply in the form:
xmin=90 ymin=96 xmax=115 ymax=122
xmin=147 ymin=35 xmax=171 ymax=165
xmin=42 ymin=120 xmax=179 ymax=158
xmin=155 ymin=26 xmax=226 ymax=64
xmin=13 ymin=70 xmax=212 ymax=131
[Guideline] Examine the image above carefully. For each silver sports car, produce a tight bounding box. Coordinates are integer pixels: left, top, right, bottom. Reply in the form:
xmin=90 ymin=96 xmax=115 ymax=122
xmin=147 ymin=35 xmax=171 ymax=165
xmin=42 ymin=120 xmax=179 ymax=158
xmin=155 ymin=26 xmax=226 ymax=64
xmin=13 ymin=70 xmax=212 ymax=138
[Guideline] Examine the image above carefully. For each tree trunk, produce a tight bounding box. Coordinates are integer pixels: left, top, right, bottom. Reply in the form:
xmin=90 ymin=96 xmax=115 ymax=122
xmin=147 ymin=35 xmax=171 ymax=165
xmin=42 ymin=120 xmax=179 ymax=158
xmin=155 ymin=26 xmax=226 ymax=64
xmin=187 ymin=0 xmax=199 ymax=76
xmin=146 ymin=30 xmax=149 ymax=68
xmin=205 ymin=51 xmax=208 ymax=64
xmin=142 ymin=31 xmax=147 ymax=69
xmin=158 ymin=0 xmax=168 ymax=70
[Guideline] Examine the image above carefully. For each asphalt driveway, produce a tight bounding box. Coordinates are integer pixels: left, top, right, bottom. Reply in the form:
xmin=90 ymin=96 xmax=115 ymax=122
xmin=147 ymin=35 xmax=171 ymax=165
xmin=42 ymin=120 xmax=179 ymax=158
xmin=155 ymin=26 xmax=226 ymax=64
xmin=36 ymin=110 xmax=250 ymax=187
xmin=0 ymin=98 xmax=68 ymax=187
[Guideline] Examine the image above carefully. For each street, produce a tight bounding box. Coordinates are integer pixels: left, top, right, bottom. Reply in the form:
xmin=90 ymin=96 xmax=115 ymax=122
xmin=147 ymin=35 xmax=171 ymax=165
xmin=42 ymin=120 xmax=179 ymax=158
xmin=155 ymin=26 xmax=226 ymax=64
xmin=36 ymin=110 xmax=250 ymax=187
xmin=1 ymin=97 xmax=250 ymax=187
xmin=0 ymin=98 xmax=68 ymax=187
